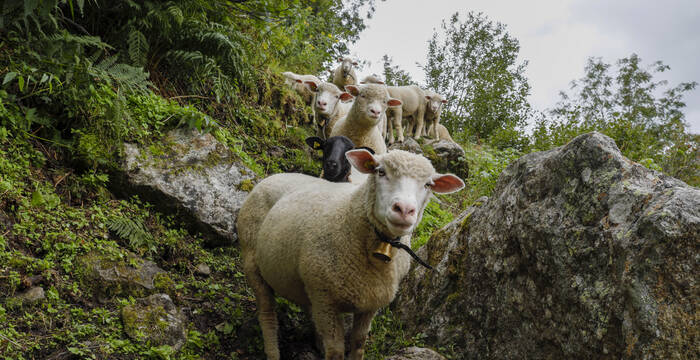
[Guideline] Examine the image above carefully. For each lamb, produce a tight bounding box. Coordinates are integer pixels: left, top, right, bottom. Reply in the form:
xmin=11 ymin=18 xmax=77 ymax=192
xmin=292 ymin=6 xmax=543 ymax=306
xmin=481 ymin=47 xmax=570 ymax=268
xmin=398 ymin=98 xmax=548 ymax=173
xmin=385 ymin=85 xmax=428 ymax=144
xmin=305 ymin=135 xmax=375 ymax=182
xmin=436 ymin=123 xmax=455 ymax=142
xmin=359 ymin=74 xmax=384 ymax=85
xmin=282 ymin=71 xmax=321 ymax=105
xmin=423 ymin=90 xmax=448 ymax=139
xmin=331 ymin=57 xmax=358 ymax=90
xmin=359 ymin=75 xmax=389 ymax=139
xmin=330 ymin=84 xmax=401 ymax=155
xmin=304 ymin=80 xmax=354 ymax=139
xmin=237 ymin=149 xmax=465 ymax=360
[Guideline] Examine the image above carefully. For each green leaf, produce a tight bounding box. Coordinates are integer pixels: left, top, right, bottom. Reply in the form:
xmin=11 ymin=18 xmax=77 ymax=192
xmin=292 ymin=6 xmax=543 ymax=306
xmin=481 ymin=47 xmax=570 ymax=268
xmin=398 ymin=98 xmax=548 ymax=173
xmin=31 ymin=190 xmax=44 ymax=207
xmin=17 ymin=76 xmax=24 ymax=92
xmin=3 ymin=72 xmax=17 ymax=86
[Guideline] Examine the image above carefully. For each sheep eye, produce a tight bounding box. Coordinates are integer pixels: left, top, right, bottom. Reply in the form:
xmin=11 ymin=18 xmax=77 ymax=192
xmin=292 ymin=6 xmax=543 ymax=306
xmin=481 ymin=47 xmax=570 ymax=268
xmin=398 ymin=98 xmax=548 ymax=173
xmin=376 ymin=168 xmax=386 ymax=177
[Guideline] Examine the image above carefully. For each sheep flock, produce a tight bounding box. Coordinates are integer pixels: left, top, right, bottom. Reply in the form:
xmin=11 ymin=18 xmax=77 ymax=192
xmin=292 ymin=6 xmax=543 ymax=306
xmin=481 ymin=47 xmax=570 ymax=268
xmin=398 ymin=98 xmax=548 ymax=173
xmin=236 ymin=58 xmax=466 ymax=360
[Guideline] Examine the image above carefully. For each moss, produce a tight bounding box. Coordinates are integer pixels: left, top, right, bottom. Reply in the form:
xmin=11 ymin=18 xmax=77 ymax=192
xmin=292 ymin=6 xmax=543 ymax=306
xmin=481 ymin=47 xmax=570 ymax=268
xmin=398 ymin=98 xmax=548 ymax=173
xmin=153 ymin=273 xmax=175 ymax=295
xmin=236 ymin=179 xmax=254 ymax=192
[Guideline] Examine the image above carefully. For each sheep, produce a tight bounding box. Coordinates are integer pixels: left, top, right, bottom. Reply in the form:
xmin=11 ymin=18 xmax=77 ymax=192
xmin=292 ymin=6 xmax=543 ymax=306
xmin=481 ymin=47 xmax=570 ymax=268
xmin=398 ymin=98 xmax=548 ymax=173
xmin=282 ymin=71 xmax=322 ymax=105
xmin=436 ymin=123 xmax=455 ymax=142
xmin=359 ymin=74 xmax=384 ymax=85
xmin=330 ymin=84 xmax=401 ymax=156
xmin=331 ymin=57 xmax=358 ymax=90
xmin=423 ymin=90 xmax=448 ymax=139
xmin=305 ymin=135 xmax=375 ymax=182
xmin=237 ymin=149 xmax=465 ymax=360
xmin=385 ymin=85 xmax=428 ymax=144
xmin=304 ymin=80 xmax=354 ymax=139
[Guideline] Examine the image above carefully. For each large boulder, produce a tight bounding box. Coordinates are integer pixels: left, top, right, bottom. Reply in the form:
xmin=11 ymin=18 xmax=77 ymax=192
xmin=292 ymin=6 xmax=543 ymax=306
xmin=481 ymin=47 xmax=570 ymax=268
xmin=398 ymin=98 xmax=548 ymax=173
xmin=396 ymin=132 xmax=699 ymax=359
xmin=424 ymin=139 xmax=468 ymax=179
xmin=114 ymin=128 xmax=256 ymax=246
xmin=386 ymin=347 xmax=447 ymax=360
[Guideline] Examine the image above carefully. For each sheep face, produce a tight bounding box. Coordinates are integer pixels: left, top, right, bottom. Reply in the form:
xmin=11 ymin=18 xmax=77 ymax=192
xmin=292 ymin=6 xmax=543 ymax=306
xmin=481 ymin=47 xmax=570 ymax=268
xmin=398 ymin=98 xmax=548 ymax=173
xmin=346 ymin=149 xmax=465 ymax=237
xmin=345 ymin=84 xmax=402 ymax=127
xmin=425 ymin=92 xmax=447 ymax=114
xmin=338 ymin=56 xmax=358 ymax=76
xmin=304 ymin=81 xmax=353 ymax=116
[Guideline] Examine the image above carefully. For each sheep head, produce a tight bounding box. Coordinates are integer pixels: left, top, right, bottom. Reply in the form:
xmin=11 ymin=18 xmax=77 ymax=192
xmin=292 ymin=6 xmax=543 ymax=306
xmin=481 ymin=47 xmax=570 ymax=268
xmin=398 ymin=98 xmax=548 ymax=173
xmin=345 ymin=84 xmax=401 ymax=127
xmin=346 ymin=149 xmax=464 ymax=238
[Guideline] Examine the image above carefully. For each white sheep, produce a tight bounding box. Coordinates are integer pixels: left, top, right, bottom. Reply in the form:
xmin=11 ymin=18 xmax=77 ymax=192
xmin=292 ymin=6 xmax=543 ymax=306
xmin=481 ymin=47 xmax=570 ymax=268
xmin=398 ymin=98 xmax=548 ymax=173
xmin=423 ymin=90 xmax=448 ymax=139
xmin=237 ymin=149 xmax=465 ymax=360
xmin=303 ymin=80 xmax=354 ymax=139
xmin=385 ymin=85 xmax=428 ymax=144
xmin=359 ymin=74 xmax=384 ymax=85
xmin=359 ymin=75 xmax=390 ymax=140
xmin=330 ymin=84 xmax=401 ymax=155
xmin=436 ymin=123 xmax=455 ymax=142
xmin=331 ymin=57 xmax=358 ymax=90
xmin=282 ymin=71 xmax=322 ymax=106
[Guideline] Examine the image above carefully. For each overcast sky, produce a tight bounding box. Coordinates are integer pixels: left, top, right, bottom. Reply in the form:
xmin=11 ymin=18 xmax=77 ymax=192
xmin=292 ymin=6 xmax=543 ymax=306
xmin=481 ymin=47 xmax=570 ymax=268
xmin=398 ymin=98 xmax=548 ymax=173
xmin=349 ymin=0 xmax=700 ymax=134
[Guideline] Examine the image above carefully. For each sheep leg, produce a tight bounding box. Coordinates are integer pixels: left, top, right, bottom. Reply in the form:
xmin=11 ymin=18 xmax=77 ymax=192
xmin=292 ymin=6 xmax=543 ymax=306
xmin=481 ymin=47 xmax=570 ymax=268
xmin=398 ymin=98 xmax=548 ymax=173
xmin=413 ymin=107 xmax=426 ymax=140
xmin=310 ymin=301 xmax=345 ymax=360
xmin=348 ymin=311 xmax=376 ymax=360
xmin=244 ymin=258 xmax=280 ymax=360
xmin=393 ymin=107 xmax=405 ymax=143
xmin=386 ymin=110 xmax=394 ymax=144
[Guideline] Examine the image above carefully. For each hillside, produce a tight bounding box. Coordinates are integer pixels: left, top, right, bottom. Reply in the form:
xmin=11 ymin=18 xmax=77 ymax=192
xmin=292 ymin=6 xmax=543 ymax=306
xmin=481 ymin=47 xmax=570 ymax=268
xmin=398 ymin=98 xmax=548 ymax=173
xmin=1 ymin=1 xmax=697 ymax=359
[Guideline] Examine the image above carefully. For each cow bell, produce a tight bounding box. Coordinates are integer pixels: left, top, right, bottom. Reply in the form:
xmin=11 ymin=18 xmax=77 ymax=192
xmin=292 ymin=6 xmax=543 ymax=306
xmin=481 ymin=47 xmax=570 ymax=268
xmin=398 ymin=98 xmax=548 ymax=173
xmin=372 ymin=242 xmax=393 ymax=263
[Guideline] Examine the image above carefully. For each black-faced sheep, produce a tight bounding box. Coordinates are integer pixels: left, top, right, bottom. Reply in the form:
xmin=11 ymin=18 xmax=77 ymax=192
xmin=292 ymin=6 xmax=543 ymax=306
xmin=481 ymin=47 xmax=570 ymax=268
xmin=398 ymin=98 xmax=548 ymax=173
xmin=305 ymin=135 xmax=375 ymax=183
xmin=237 ymin=149 xmax=465 ymax=360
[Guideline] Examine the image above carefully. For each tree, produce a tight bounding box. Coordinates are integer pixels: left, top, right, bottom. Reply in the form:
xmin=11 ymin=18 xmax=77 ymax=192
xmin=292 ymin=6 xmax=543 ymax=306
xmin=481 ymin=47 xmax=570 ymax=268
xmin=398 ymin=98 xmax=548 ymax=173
xmin=533 ymin=54 xmax=698 ymax=185
xmin=381 ymin=54 xmax=413 ymax=86
xmin=422 ymin=12 xmax=531 ymax=146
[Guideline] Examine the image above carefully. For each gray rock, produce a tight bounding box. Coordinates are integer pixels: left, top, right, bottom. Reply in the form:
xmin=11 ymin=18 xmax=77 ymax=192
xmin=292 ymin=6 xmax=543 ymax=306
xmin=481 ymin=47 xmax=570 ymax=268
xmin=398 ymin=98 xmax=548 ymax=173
xmin=122 ymin=294 xmax=186 ymax=351
xmin=18 ymin=287 xmax=45 ymax=303
xmin=423 ymin=139 xmax=468 ymax=179
xmin=78 ymin=250 xmax=167 ymax=300
xmin=385 ymin=347 xmax=447 ymax=360
xmin=395 ymin=132 xmax=700 ymax=359
xmin=195 ymin=263 xmax=211 ymax=276
xmin=389 ymin=137 xmax=423 ymax=154
xmin=116 ymin=128 xmax=256 ymax=246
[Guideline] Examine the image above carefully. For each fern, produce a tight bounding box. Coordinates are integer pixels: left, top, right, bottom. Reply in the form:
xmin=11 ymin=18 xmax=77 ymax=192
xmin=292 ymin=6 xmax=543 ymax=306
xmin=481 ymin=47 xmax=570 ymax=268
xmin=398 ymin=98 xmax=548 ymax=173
xmin=107 ymin=216 xmax=157 ymax=255
xmin=127 ymin=28 xmax=149 ymax=66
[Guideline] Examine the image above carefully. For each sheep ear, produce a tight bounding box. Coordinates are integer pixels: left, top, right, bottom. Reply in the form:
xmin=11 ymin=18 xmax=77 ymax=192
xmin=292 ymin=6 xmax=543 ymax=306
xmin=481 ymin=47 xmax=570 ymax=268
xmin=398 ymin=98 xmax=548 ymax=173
xmin=355 ymin=146 xmax=375 ymax=155
xmin=425 ymin=95 xmax=432 ymax=100
xmin=338 ymin=57 xmax=344 ymax=62
xmin=346 ymin=149 xmax=378 ymax=174
xmin=352 ymin=61 xmax=358 ymax=66
xmin=305 ymin=136 xmax=325 ymax=151
xmin=339 ymin=92 xmax=354 ymax=102
xmin=345 ymin=85 xmax=361 ymax=97
xmin=430 ymin=174 xmax=465 ymax=194
xmin=441 ymin=99 xmax=448 ymax=104
xmin=387 ymin=98 xmax=402 ymax=107
xmin=303 ymin=80 xmax=319 ymax=92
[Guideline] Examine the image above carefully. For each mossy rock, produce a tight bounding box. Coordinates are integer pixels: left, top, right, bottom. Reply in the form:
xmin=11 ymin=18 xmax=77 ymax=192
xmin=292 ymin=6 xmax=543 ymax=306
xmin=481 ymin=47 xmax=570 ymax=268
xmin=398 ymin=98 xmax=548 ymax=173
xmin=77 ymin=249 xmax=165 ymax=301
xmin=122 ymin=293 xmax=186 ymax=351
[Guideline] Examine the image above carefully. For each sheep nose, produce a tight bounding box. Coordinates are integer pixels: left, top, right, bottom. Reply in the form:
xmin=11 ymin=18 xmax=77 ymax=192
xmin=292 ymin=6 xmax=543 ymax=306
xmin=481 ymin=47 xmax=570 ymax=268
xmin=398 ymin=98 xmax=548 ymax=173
xmin=369 ymin=108 xmax=380 ymax=116
xmin=327 ymin=160 xmax=338 ymax=169
xmin=392 ymin=201 xmax=416 ymax=218
xmin=317 ymin=101 xmax=327 ymax=108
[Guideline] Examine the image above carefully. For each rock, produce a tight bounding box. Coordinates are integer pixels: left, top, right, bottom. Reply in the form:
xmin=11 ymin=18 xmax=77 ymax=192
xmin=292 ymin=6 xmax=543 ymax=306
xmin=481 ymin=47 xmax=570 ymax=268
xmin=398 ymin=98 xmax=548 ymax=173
xmin=385 ymin=347 xmax=447 ymax=360
xmin=395 ymin=132 xmax=700 ymax=359
xmin=18 ymin=286 xmax=45 ymax=303
xmin=122 ymin=294 xmax=187 ymax=351
xmin=423 ymin=140 xmax=468 ymax=179
xmin=389 ymin=137 xmax=423 ymax=154
xmin=195 ymin=263 xmax=211 ymax=276
xmin=114 ymin=128 xmax=256 ymax=246
xmin=78 ymin=250 xmax=167 ymax=300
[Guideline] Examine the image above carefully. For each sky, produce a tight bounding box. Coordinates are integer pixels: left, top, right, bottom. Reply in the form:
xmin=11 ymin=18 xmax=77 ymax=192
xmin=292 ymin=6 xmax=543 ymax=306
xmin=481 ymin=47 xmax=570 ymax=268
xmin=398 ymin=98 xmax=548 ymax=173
xmin=349 ymin=0 xmax=700 ymax=134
